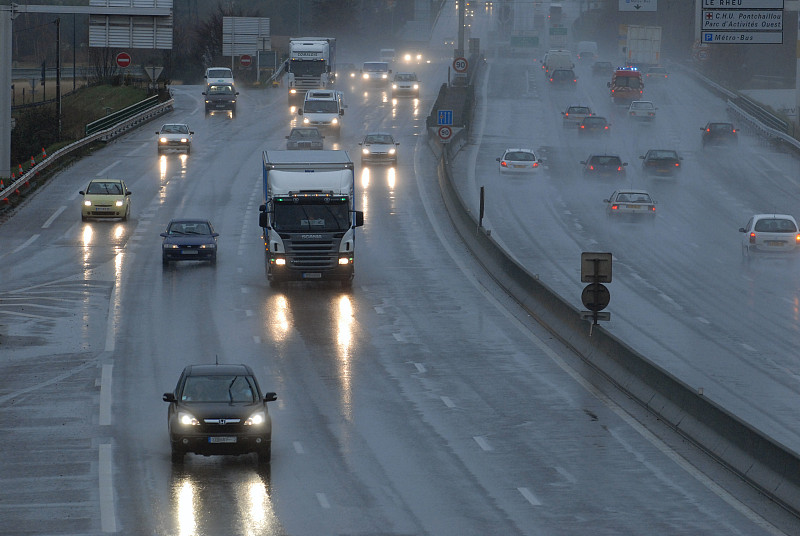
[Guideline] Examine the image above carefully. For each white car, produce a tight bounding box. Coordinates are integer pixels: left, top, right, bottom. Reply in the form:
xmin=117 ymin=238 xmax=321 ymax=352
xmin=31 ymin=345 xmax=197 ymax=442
xmin=392 ymin=72 xmax=420 ymax=97
xmin=740 ymin=214 xmax=800 ymax=257
xmin=562 ymin=105 xmax=592 ymax=127
xmin=204 ymin=67 xmax=234 ymax=86
xmin=156 ymin=123 xmax=193 ymax=154
xmin=359 ymin=132 xmax=398 ymax=165
xmin=604 ymin=190 xmax=656 ymax=218
xmin=628 ymin=100 xmax=657 ymax=121
xmin=497 ymin=149 xmax=542 ymax=174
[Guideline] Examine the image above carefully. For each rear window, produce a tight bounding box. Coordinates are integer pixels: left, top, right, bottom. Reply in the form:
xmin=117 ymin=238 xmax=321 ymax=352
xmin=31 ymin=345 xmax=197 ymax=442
xmin=504 ymin=151 xmax=536 ymax=161
xmin=754 ymin=219 xmax=798 ymax=233
xmin=592 ymin=156 xmax=621 ymax=166
xmin=568 ymin=107 xmax=590 ymax=114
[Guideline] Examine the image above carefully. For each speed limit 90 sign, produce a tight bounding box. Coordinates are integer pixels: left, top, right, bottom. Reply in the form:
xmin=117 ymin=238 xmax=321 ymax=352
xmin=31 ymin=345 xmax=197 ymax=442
xmin=452 ymin=57 xmax=468 ymax=73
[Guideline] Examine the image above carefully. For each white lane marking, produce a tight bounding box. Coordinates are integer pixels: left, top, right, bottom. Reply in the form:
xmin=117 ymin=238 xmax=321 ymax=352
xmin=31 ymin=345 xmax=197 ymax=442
xmin=374 ymin=306 xmax=384 ymax=314
xmin=42 ymin=206 xmax=67 ymax=228
xmin=105 ymin=283 xmax=118 ymax=352
xmin=554 ymin=466 xmax=577 ymax=484
xmin=412 ymin=77 xmax=785 ymax=536
xmin=96 ymin=161 xmax=121 ymax=176
xmin=473 ymin=436 xmax=493 ymax=451
xmin=99 ymin=443 xmax=117 ymax=532
xmin=246 ymin=309 xmax=254 ymax=317
xmin=99 ymin=364 xmax=113 ymax=426
xmin=518 ymin=487 xmax=542 ymax=506
xmin=441 ymin=396 xmax=455 ymax=408
xmin=12 ymin=234 xmax=39 ymax=254
xmin=293 ymin=441 xmax=305 ymax=454
xmin=241 ymin=286 xmax=249 ymax=294
xmin=697 ymin=317 xmax=710 ymax=325
xmin=253 ymin=336 xmax=261 ymax=344
xmin=316 ymin=492 xmax=330 ymax=509
xmin=741 ymin=343 xmax=756 ymax=352
xmin=392 ymin=332 xmax=406 ymax=342
xmin=414 ymin=363 xmax=426 ymax=374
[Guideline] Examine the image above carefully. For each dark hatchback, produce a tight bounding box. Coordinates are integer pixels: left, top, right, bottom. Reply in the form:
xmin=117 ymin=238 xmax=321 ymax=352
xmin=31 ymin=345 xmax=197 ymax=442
xmin=640 ymin=149 xmax=682 ymax=176
xmin=161 ymin=219 xmax=218 ymax=266
xmin=548 ymin=68 xmax=577 ymax=85
xmin=163 ymin=364 xmax=278 ymax=465
xmin=203 ymin=83 xmax=238 ymax=115
xmin=581 ymin=154 xmax=628 ymax=177
xmin=286 ymin=127 xmax=325 ymax=150
xmin=578 ymin=115 xmax=610 ymax=134
xmin=701 ymin=122 xmax=737 ymax=147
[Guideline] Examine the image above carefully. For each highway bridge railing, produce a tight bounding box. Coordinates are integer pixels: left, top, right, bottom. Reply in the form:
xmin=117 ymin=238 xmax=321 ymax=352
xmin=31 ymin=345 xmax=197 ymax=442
xmin=426 ymin=57 xmax=800 ymax=518
xmin=1 ymin=96 xmax=173 ymax=203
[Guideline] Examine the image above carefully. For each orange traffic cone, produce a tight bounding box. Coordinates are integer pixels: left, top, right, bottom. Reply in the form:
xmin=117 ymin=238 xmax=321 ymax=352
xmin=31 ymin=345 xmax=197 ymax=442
xmin=30 ymin=156 xmax=35 ymax=167
xmin=18 ymin=163 xmax=23 ymax=174
xmin=1 ymin=178 xmax=4 ymax=189
xmin=41 ymin=148 xmax=47 ymax=158
xmin=11 ymin=172 xmax=15 ymax=180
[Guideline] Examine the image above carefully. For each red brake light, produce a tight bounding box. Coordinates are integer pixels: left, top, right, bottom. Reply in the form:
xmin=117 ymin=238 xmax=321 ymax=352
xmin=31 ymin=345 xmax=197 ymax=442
xmin=532 ymin=162 xmax=538 ymax=168
xmin=617 ymin=166 xmax=622 ymax=171
xmin=732 ymin=129 xmax=737 ymax=133
xmin=589 ymin=165 xmax=594 ymax=170
xmin=500 ymin=161 xmax=507 ymax=167
xmin=580 ymin=125 xmax=585 ymax=129
xmin=749 ymin=232 xmax=756 ymax=244
xmin=604 ymin=125 xmax=609 ymax=129
xmin=796 ymin=234 xmax=800 ymax=243
xmin=675 ymin=162 xmax=680 ymax=167
xmin=650 ymin=206 xmax=656 ymax=212
xmin=611 ymin=204 xmax=619 ymax=211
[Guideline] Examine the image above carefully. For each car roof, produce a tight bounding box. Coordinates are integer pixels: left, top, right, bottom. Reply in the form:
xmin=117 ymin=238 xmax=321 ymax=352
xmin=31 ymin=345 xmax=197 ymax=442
xmin=89 ymin=178 xmax=123 ymax=183
xmin=753 ymin=213 xmax=797 ymax=221
xmin=588 ymin=154 xmax=621 ymax=158
xmin=183 ymin=364 xmax=254 ymax=376
xmin=503 ymin=148 xmax=535 ymax=153
xmin=614 ymin=189 xmax=650 ymax=195
xmin=168 ymin=218 xmax=213 ymax=225
xmin=395 ymin=72 xmax=417 ymax=76
xmin=365 ymin=132 xmax=393 ymax=137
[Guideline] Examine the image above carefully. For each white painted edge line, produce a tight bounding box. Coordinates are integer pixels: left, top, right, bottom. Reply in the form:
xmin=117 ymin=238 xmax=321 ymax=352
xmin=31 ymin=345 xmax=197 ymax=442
xmin=105 ymin=282 xmax=118 ymax=353
xmin=414 ymin=363 xmax=426 ymax=374
xmin=42 ymin=206 xmax=67 ymax=229
xmin=473 ymin=436 xmax=492 ymax=451
xmin=99 ymin=364 xmax=113 ymax=426
xmin=12 ymin=233 xmax=39 ymax=254
xmin=99 ymin=443 xmax=117 ymax=532
xmin=293 ymin=441 xmax=305 ymax=454
xmin=441 ymin=396 xmax=455 ymax=408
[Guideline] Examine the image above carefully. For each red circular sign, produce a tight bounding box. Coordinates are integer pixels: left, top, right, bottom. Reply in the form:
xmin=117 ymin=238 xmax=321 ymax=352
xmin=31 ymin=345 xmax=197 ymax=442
xmin=115 ymin=52 xmax=131 ymax=68
xmin=452 ymin=57 xmax=468 ymax=73
xmin=438 ymin=126 xmax=452 ymax=140
xmin=240 ymin=55 xmax=252 ymax=67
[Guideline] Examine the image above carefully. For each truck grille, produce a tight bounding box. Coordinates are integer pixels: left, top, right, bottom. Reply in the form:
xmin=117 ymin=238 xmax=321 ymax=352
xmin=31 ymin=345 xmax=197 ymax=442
xmin=281 ymin=233 xmax=343 ymax=270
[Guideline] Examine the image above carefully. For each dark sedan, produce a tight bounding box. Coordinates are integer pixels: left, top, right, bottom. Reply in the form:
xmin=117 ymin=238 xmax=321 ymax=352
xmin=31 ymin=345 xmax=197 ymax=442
xmin=163 ymin=363 xmax=278 ymax=465
xmin=581 ymin=154 xmax=628 ymax=177
xmin=578 ymin=115 xmax=610 ymax=134
xmin=641 ymin=149 xmax=682 ymax=176
xmin=286 ymin=127 xmax=324 ymax=150
xmin=161 ymin=219 xmax=218 ymax=266
xmin=701 ymin=122 xmax=737 ymax=147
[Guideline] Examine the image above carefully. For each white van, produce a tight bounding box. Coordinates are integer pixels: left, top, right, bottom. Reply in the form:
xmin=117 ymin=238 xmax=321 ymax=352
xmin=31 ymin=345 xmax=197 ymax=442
xmin=204 ymin=67 xmax=234 ymax=86
xmin=542 ymin=50 xmax=574 ymax=75
xmin=577 ymin=41 xmax=599 ymax=62
xmin=380 ymin=48 xmax=396 ymax=63
xmin=298 ymin=89 xmax=346 ymax=134
xmin=361 ymin=61 xmax=392 ymax=85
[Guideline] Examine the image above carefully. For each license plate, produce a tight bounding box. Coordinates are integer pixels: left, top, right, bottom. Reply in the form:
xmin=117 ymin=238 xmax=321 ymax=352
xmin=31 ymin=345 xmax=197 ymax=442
xmin=513 ymin=165 xmax=526 ymax=168
xmin=95 ymin=207 xmax=111 ymax=212
xmin=766 ymin=241 xmax=785 ymax=246
xmin=625 ymin=205 xmax=641 ymax=209
xmin=208 ymin=436 xmax=237 ymax=444
xmin=181 ymin=250 xmax=198 ymax=255
xmin=303 ymin=272 xmax=322 ymax=279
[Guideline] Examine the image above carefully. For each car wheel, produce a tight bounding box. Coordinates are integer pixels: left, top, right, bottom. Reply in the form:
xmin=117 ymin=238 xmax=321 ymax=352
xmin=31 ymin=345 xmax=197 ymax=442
xmin=81 ymin=214 xmax=88 ymax=222
xmin=121 ymin=206 xmax=129 ymax=222
xmin=257 ymin=444 xmax=271 ymax=466
xmin=341 ymin=278 xmax=353 ymax=289
xmin=162 ymin=255 xmax=169 ymax=267
xmin=210 ymin=253 xmax=217 ymax=266
xmin=186 ymin=145 xmax=191 ymax=154
xmin=171 ymin=445 xmax=184 ymax=464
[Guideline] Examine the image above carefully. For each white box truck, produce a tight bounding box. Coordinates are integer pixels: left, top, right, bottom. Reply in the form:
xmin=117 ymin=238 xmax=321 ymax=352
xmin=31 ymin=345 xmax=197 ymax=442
xmin=624 ymin=25 xmax=661 ymax=67
xmin=258 ymin=150 xmax=364 ymax=287
xmin=286 ymin=37 xmax=336 ymax=107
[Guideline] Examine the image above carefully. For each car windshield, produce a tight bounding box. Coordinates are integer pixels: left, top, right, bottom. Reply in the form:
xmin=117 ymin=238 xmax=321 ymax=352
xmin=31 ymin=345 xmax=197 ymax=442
xmin=208 ymin=85 xmax=233 ymax=95
xmin=593 ymin=156 xmax=621 ymax=166
xmin=395 ymin=73 xmax=417 ymax=81
xmin=631 ymin=102 xmax=653 ymax=110
xmin=272 ymin=200 xmax=351 ymax=232
xmin=363 ymin=62 xmax=389 ymax=72
xmin=710 ymin=123 xmax=733 ymax=132
xmin=365 ymin=134 xmax=394 ymax=144
xmin=754 ymin=219 xmax=798 ymax=233
xmin=168 ymin=221 xmax=211 ymax=235
xmin=649 ymin=67 xmax=667 ymax=74
xmin=618 ymin=192 xmax=651 ymax=203
xmin=649 ymin=150 xmax=677 ymax=159
xmin=568 ymin=107 xmax=590 ymax=114
xmin=161 ymin=124 xmax=189 ymax=134
xmin=86 ymin=181 xmax=123 ymax=195
xmin=504 ymin=151 xmax=535 ymax=161
xmin=207 ymin=69 xmax=232 ymax=79
xmin=181 ymin=375 xmax=256 ymax=403
xmin=290 ymin=129 xmax=321 ymax=139
xmin=615 ymin=76 xmax=641 ymax=89
xmin=304 ymin=100 xmax=339 ymax=113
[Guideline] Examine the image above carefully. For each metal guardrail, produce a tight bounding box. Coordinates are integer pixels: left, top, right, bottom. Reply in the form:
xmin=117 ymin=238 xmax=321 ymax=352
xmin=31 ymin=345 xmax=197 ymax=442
xmin=1 ymin=97 xmax=173 ymax=201
xmin=86 ymin=94 xmax=163 ymax=136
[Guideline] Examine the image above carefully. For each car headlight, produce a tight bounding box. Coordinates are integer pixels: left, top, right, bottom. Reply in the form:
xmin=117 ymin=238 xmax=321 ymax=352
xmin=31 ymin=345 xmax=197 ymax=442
xmin=290 ymin=88 xmax=297 ymax=94
xmin=178 ymin=411 xmax=200 ymax=426
xmin=303 ymin=117 xmax=310 ymax=124
xmin=362 ymin=147 xmax=370 ymax=155
xmin=180 ymin=138 xmax=188 ymax=143
xmin=416 ymin=54 xmax=422 ymax=61
xmin=244 ymin=411 xmax=266 ymax=426
xmin=381 ymin=73 xmax=388 ymax=79
xmin=388 ymin=148 xmax=396 ymax=155
xmin=392 ymin=83 xmax=397 ymax=89
xmin=404 ymin=54 xmax=411 ymax=61
xmin=350 ymin=72 xmax=355 ymax=77
xmin=331 ymin=117 xmax=338 ymax=125
xmin=199 ymin=243 xmax=216 ymax=249
xmin=164 ymin=244 xmax=179 ymax=249
xmin=413 ymin=84 xmax=419 ymax=89
xmin=84 ymin=200 xmax=92 ymax=207
xmin=115 ymin=200 xmax=124 ymax=207
xmin=362 ymin=73 xmax=369 ymax=79
xmin=159 ymin=137 xmax=167 ymax=143
xmin=205 ymin=100 xmax=210 ymax=104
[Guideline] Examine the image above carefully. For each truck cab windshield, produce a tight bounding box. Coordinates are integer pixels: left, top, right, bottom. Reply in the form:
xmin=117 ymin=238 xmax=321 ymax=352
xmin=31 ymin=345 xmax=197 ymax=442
xmin=304 ymin=101 xmax=339 ymax=113
xmin=272 ymin=199 xmax=350 ymax=232
xmin=289 ymin=61 xmax=326 ymax=77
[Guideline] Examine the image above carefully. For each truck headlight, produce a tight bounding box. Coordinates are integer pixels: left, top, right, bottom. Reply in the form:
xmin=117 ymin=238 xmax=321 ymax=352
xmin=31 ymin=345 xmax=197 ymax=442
xmin=362 ymin=147 xmax=370 ymax=155
xmin=159 ymin=137 xmax=167 ymax=143
xmin=331 ymin=117 xmax=338 ymax=125
xmin=272 ymin=256 xmax=286 ymax=266
xmin=362 ymin=73 xmax=369 ymax=80
xmin=180 ymin=138 xmax=188 ymax=143
xmin=392 ymin=84 xmax=397 ymax=89
xmin=413 ymin=84 xmax=419 ymax=89
xmin=388 ymin=148 xmax=396 ymax=155
xmin=404 ymin=53 xmax=411 ymax=61
xmin=381 ymin=73 xmax=388 ymax=79
xmin=338 ymin=256 xmax=352 ymax=265
xmin=303 ymin=117 xmax=310 ymax=124
xmin=290 ymin=88 xmax=296 ymax=94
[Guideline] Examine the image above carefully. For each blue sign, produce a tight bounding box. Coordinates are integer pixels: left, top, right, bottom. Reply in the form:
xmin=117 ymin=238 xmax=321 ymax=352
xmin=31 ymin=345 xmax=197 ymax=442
xmin=438 ymin=110 xmax=453 ymax=126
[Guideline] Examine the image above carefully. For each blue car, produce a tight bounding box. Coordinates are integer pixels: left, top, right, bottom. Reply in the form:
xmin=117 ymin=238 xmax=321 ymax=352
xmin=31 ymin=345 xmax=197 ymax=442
xmin=160 ymin=219 xmax=218 ymax=266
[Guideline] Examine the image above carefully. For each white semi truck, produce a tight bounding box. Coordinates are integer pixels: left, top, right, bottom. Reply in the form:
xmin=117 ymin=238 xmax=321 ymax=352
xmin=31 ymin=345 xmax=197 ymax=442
xmin=258 ymin=150 xmax=364 ymax=287
xmin=286 ymin=37 xmax=336 ymax=107
xmin=624 ymin=25 xmax=661 ymax=67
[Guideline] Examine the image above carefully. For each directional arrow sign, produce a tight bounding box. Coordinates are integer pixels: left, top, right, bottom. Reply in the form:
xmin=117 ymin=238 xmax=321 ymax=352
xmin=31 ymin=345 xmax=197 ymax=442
xmin=619 ymin=0 xmax=656 ymax=11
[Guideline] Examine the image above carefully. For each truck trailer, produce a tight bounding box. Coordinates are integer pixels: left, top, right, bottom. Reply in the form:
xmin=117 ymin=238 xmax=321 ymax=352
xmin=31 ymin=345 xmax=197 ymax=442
xmin=258 ymin=150 xmax=364 ymax=287
xmin=286 ymin=37 xmax=336 ymax=107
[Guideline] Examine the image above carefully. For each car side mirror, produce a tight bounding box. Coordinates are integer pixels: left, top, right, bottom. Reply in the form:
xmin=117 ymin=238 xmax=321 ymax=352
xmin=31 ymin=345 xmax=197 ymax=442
xmin=125 ymin=191 xmax=131 ymax=196
xmin=639 ymin=156 xmax=645 ymax=159
xmin=155 ymin=131 xmax=159 ymax=134
xmin=339 ymin=110 xmax=344 ymax=115
xmin=739 ymin=228 xmax=746 ymax=233
xmin=211 ymin=233 xmax=219 ymax=237
xmin=79 ymin=190 xmax=85 ymax=195
xmin=285 ymin=135 xmax=290 ymax=139
xmin=297 ymin=109 xmax=303 ymax=115
xmin=606 ymin=82 xmax=611 ymax=87
xmin=235 ymin=91 xmax=240 ymax=95
xmin=496 ymin=157 xmax=501 ymax=162
xmin=603 ymin=199 xmax=610 ymax=203
xmin=190 ymin=131 xmax=194 ymax=135
xmin=622 ymin=162 xmax=628 ymax=166
xmin=160 ymin=232 xmax=168 ymax=237
xmin=264 ymin=392 xmax=278 ymax=402
xmin=201 ymin=92 xmax=206 ymax=95
xmin=580 ymin=161 xmax=586 ymax=165
xmin=163 ymin=392 xmax=176 ymax=402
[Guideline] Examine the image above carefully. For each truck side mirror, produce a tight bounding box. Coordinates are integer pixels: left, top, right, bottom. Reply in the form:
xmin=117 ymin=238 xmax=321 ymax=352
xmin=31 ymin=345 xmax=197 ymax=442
xmin=297 ymin=109 xmax=303 ymax=115
xmin=258 ymin=212 xmax=269 ymax=227
xmin=354 ymin=211 xmax=364 ymax=227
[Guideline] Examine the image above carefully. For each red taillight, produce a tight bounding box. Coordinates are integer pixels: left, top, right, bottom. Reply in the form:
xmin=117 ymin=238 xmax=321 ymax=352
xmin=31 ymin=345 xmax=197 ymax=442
xmin=532 ymin=162 xmax=539 ymax=168
xmin=749 ymin=232 xmax=756 ymax=244
xmin=611 ymin=204 xmax=619 ymax=211
xmin=706 ymin=128 xmax=711 ymax=132
xmin=580 ymin=125 xmax=585 ymax=129
xmin=650 ymin=206 xmax=656 ymax=212
xmin=617 ymin=166 xmax=622 ymax=171
xmin=549 ymin=78 xmax=554 ymax=82
xmin=732 ymin=129 xmax=737 ymax=133
xmin=795 ymin=234 xmax=800 ymax=243
xmin=675 ymin=162 xmax=680 ymax=167
xmin=589 ymin=165 xmax=595 ymax=170
xmin=500 ymin=161 xmax=507 ymax=167
xmin=604 ymin=125 xmax=609 ymax=130
xmin=565 ymin=113 xmax=569 ymax=117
